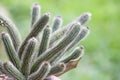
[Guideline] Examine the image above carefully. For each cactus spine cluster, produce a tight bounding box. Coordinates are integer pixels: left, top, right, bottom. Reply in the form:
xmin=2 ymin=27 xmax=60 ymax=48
xmin=0 ymin=2 xmax=91 ymax=80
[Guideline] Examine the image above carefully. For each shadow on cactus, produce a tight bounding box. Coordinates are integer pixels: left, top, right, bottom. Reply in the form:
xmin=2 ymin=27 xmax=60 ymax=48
xmin=0 ymin=2 xmax=91 ymax=80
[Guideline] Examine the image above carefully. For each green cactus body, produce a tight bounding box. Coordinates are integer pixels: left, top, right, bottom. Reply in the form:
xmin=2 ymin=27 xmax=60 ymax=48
xmin=3 ymin=62 xmax=25 ymax=80
xmin=38 ymin=25 xmax=51 ymax=56
xmin=48 ymin=63 xmax=66 ymax=76
xmin=52 ymin=16 xmax=63 ymax=32
xmin=66 ymin=26 xmax=90 ymax=51
xmin=0 ymin=2 xmax=91 ymax=80
xmin=76 ymin=12 xmax=91 ymax=25
xmin=21 ymin=37 xmax=37 ymax=77
xmin=28 ymin=62 xmax=51 ymax=80
xmin=18 ymin=13 xmax=50 ymax=59
xmin=30 ymin=22 xmax=81 ymax=73
xmin=0 ymin=15 xmax=21 ymax=51
xmin=31 ymin=3 xmax=41 ymax=27
xmin=1 ymin=33 xmax=20 ymax=69
xmin=61 ymin=46 xmax=84 ymax=63
xmin=50 ymin=12 xmax=91 ymax=47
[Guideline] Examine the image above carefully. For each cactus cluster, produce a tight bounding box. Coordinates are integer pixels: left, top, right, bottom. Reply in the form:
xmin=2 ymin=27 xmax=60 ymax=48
xmin=0 ymin=2 xmax=91 ymax=80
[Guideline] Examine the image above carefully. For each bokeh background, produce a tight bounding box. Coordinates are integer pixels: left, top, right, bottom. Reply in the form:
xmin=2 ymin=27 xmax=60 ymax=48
xmin=0 ymin=0 xmax=119 ymax=80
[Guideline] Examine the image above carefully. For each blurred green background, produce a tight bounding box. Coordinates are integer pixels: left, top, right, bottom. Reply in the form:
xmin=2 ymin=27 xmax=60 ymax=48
xmin=0 ymin=0 xmax=119 ymax=80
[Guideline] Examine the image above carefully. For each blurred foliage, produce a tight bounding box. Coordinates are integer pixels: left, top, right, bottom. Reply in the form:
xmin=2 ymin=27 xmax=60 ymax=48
xmin=0 ymin=0 xmax=120 ymax=80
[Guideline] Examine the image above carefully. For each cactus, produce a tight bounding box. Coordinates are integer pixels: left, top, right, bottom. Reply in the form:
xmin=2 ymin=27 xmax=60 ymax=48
xmin=0 ymin=2 xmax=91 ymax=80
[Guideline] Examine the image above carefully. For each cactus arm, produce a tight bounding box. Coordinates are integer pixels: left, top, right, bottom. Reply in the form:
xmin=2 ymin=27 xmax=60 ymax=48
xmin=61 ymin=46 xmax=84 ymax=63
xmin=56 ymin=46 xmax=84 ymax=76
xmin=27 ymin=13 xmax=50 ymax=39
xmin=48 ymin=63 xmax=66 ymax=76
xmin=76 ymin=12 xmax=91 ymax=25
xmin=3 ymin=62 xmax=25 ymax=80
xmin=52 ymin=26 xmax=89 ymax=64
xmin=49 ymin=23 xmax=82 ymax=64
xmin=56 ymin=58 xmax=81 ymax=76
xmin=50 ymin=12 xmax=91 ymax=46
xmin=49 ymin=26 xmax=68 ymax=46
xmin=30 ymin=22 xmax=80 ymax=73
xmin=0 ymin=14 xmax=21 ymax=51
xmin=51 ymin=45 xmax=84 ymax=65
xmin=20 ymin=37 xmax=37 ymax=77
xmin=38 ymin=25 xmax=51 ymax=56
xmin=66 ymin=26 xmax=89 ymax=51
xmin=30 ymin=45 xmax=39 ymax=64
xmin=52 ymin=16 xmax=63 ymax=32
xmin=28 ymin=62 xmax=51 ymax=80
xmin=1 ymin=32 xmax=20 ymax=69
xmin=18 ymin=13 xmax=50 ymax=59
xmin=31 ymin=3 xmax=41 ymax=27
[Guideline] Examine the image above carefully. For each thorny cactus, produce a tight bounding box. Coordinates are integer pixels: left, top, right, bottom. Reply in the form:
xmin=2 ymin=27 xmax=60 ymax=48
xmin=0 ymin=2 xmax=91 ymax=80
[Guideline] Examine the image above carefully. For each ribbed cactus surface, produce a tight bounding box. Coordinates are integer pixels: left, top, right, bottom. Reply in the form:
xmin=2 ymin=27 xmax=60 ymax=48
xmin=0 ymin=2 xmax=91 ymax=80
